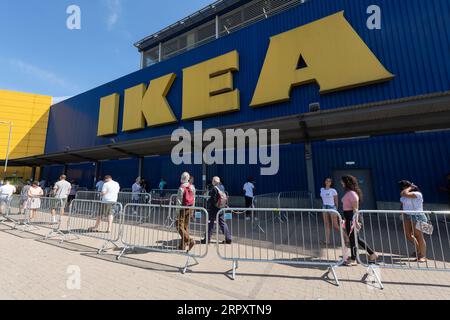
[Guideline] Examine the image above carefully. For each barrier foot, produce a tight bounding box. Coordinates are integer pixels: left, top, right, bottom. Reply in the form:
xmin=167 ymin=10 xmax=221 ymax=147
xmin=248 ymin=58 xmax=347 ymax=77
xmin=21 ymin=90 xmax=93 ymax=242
xmin=117 ymin=246 xmax=131 ymax=260
xmin=16 ymin=221 xmax=39 ymax=233
xmin=367 ymin=265 xmax=384 ymax=290
xmin=182 ymin=256 xmax=199 ymax=274
xmin=58 ymin=233 xmax=79 ymax=245
xmin=98 ymin=240 xmax=113 ymax=255
xmin=232 ymin=260 xmax=238 ymax=280
xmin=44 ymin=229 xmax=65 ymax=241
xmin=328 ymin=265 xmax=340 ymax=287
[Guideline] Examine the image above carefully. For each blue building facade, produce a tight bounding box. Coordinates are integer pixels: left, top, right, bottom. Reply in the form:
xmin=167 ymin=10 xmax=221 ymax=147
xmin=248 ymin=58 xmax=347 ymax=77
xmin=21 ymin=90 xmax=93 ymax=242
xmin=40 ymin=0 xmax=450 ymax=205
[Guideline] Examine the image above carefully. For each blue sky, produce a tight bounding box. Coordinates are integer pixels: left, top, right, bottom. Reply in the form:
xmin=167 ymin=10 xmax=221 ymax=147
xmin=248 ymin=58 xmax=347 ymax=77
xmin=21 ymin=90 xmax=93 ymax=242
xmin=0 ymin=0 xmax=213 ymax=99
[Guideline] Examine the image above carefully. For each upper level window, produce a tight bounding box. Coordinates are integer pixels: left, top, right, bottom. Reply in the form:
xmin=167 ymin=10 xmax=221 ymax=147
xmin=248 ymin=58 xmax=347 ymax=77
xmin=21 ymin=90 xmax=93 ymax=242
xmin=141 ymin=0 xmax=306 ymax=68
xmin=143 ymin=47 xmax=159 ymax=67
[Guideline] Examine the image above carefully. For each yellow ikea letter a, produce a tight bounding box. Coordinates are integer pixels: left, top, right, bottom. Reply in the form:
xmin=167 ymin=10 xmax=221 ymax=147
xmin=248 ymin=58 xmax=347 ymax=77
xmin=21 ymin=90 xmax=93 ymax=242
xmin=182 ymin=51 xmax=240 ymax=120
xmin=122 ymin=73 xmax=177 ymax=132
xmin=250 ymin=12 xmax=394 ymax=107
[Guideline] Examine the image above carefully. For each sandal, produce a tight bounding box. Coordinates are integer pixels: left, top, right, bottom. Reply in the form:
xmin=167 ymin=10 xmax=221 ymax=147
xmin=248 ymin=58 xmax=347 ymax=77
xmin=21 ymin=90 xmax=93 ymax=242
xmin=416 ymin=257 xmax=427 ymax=263
xmin=343 ymin=259 xmax=358 ymax=266
xmin=368 ymin=253 xmax=379 ymax=262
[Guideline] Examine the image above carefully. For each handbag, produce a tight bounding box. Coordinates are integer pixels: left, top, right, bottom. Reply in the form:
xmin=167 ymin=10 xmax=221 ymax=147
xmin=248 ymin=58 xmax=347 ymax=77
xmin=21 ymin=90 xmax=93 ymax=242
xmin=416 ymin=219 xmax=433 ymax=235
xmin=408 ymin=197 xmax=433 ymax=235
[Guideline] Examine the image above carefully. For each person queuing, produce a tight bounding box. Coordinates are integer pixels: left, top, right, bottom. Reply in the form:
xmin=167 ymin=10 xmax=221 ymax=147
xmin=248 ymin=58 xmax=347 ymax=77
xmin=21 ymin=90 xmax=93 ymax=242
xmin=19 ymin=181 xmax=31 ymax=215
xmin=68 ymin=180 xmax=79 ymax=204
xmin=399 ymin=180 xmax=428 ymax=263
xmin=243 ymin=177 xmax=255 ymax=221
xmin=140 ymin=179 xmax=149 ymax=193
xmin=320 ymin=178 xmax=342 ymax=245
xmin=51 ymin=175 xmax=71 ymax=223
xmin=89 ymin=176 xmax=120 ymax=233
xmin=176 ymin=172 xmax=196 ymax=252
xmin=202 ymin=177 xmax=232 ymax=245
xmin=96 ymin=178 xmax=105 ymax=192
xmin=132 ymin=177 xmax=143 ymax=203
xmin=0 ymin=180 xmax=16 ymax=215
xmin=159 ymin=177 xmax=168 ymax=197
xmin=341 ymin=175 xmax=378 ymax=266
xmin=27 ymin=181 xmax=44 ymax=222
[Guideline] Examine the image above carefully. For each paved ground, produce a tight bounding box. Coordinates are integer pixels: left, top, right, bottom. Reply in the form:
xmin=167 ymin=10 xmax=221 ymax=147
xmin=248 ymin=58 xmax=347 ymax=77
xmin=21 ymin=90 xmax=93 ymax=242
xmin=0 ymin=223 xmax=449 ymax=300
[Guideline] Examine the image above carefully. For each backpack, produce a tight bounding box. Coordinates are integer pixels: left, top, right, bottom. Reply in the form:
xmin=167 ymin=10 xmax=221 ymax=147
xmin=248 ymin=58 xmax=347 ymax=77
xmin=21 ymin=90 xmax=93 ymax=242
xmin=182 ymin=184 xmax=195 ymax=206
xmin=215 ymin=186 xmax=228 ymax=208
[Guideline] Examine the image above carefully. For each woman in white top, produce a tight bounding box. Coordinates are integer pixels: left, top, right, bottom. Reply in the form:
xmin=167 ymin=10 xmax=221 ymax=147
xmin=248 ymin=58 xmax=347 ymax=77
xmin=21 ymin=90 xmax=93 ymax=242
xmin=399 ymin=180 xmax=427 ymax=263
xmin=27 ymin=181 xmax=44 ymax=221
xmin=320 ymin=178 xmax=340 ymax=245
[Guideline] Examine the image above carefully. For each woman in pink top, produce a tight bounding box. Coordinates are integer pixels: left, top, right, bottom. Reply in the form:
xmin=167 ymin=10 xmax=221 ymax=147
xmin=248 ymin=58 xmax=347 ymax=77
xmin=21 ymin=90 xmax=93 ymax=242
xmin=27 ymin=181 xmax=44 ymax=221
xmin=341 ymin=175 xmax=378 ymax=266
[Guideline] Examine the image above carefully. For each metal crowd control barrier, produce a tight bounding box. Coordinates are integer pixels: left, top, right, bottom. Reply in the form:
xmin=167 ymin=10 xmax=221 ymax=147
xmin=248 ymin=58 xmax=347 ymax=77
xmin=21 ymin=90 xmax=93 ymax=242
xmin=279 ymin=191 xmax=314 ymax=210
xmin=150 ymin=188 xmax=207 ymax=200
xmin=355 ymin=210 xmax=450 ymax=289
xmin=75 ymin=191 xmax=151 ymax=206
xmin=0 ymin=194 xmax=18 ymax=224
xmin=252 ymin=191 xmax=314 ymax=233
xmin=118 ymin=203 xmax=209 ymax=274
xmin=215 ymin=208 xmax=346 ymax=284
xmin=1 ymin=195 xmax=66 ymax=238
xmin=117 ymin=192 xmax=151 ymax=206
xmin=252 ymin=193 xmax=279 ymax=209
xmin=164 ymin=194 xmax=210 ymax=232
xmin=65 ymin=199 xmax=123 ymax=254
xmin=75 ymin=191 xmax=101 ymax=201
xmin=150 ymin=189 xmax=179 ymax=200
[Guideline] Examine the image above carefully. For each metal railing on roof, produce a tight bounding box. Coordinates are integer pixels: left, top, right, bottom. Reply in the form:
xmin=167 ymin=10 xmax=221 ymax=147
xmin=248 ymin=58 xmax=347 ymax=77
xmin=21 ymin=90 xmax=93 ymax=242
xmin=141 ymin=0 xmax=307 ymax=68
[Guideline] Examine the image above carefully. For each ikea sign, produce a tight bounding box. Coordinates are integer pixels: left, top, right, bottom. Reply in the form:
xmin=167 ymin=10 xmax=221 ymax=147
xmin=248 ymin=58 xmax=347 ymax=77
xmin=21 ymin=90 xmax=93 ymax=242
xmin=97 ymin=12 xmax=393 ymax=137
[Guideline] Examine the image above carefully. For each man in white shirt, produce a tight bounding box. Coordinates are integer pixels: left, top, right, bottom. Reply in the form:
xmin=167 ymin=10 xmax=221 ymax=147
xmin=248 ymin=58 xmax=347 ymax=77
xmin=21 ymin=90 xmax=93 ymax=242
xmin=243 ymin=178 xmax=256 ymax=221
xmin=89 ymin=175 xmax=120 ymax=233
xmin=51 ymin=175 xmax=72 ymax=222
xmin=0 ymin=181 xmax=16 ymax=215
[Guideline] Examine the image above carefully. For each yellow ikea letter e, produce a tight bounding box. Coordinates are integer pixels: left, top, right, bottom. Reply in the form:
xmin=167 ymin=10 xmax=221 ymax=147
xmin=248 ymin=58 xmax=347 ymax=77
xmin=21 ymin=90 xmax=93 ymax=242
xmin=182 ymin=51 xmax=240 ymax=120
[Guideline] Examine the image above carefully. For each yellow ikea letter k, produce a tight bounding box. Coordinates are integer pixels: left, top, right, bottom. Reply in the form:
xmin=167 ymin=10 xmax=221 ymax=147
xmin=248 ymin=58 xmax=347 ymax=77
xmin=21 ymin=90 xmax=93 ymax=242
xmin=250 ymin=12 xmax=394 ymax=107
xmin=122 ymin=73 xmax=177 ymax=132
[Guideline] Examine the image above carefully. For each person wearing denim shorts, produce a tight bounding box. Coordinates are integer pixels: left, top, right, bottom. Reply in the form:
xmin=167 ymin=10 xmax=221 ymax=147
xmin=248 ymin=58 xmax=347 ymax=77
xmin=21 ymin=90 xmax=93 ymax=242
xmin=320 ymin=178 xmax=341 ymax=245
xmin=399 ymin=180 xmax=428 ymax=263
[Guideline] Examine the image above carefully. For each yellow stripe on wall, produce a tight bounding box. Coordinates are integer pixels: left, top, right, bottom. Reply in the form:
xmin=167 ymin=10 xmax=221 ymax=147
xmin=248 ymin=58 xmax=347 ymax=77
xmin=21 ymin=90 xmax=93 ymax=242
xmin=0 ymin=89 xmax=52 ymax=180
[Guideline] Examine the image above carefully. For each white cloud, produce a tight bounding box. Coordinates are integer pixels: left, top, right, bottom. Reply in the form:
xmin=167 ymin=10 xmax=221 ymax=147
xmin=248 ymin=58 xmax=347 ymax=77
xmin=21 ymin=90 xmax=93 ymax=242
xmin=9 ymin=59 xmax=79 ymax=93
xmin=104 ymin=0 xmax=122 ymax=31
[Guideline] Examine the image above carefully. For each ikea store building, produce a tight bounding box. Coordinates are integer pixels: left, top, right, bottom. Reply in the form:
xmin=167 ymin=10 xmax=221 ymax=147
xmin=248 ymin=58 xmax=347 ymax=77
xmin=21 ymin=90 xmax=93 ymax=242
xmin=3 ymin=0 xmax=450 ymax=209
